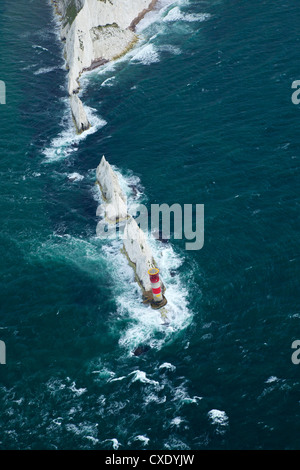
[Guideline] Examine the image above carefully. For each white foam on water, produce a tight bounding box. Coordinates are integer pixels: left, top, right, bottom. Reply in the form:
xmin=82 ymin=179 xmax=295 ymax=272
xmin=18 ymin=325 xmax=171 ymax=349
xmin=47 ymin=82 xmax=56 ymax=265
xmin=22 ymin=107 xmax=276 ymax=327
xmin=31 ymin=233 xmax=108 ymax=283
xmin=52 ymin=417 xmax=63 ymax=426
xmin=33 ymin=66 xmax=61 ymax=75
xmin=130 ymin=43 xmax=160 ymax=65
xmin=66 ymin=422 xmax=99 ymax=439
xmin=170 ymin=416 xmax=184 ymax=427
xmin=136 ymin=0 xmax=209 ymax=32
xmin=159 ymin=362 xmax=176 ymax=371
xmin=114 ymin=1 xmax=211 ymax=73
xmin=144 ymin=392 xmax=167 ymax=406
xmin=46 ymin=378 xmax=66 ymax=394
xmin=85 ymin=436 xmax=99 ymax=445
xmin=134 ymin=435 xmax=150 ymax=445
xmin=129 ymin=370 xmax=160 ymax=387
xmin=97 ymin=61 xmax=117 ymax=76
xmin=101 ymin=76 xmax=116 ymax=87
xmin=163 ymin=6 xmax=211 ymax=23
xmin=208 ymin=409 xmax=229 ymax=434
xmin=103 ymin=438 xmax=121 ymax=450
xmin=78 ymin=61 xmax=117 ymax=93
xmin=32 ymin=44 xmax=49 ymax=52
xmin=111 ymin=165 xmax=143 ymax=194
xmin=67 ymin=172 xmax=84 ymax=182
xmin=69 ymin=381 xmax=87 ymax=396
xmin=42 ymin=99 xmax=107 ymax=162
xmin=136 ymin=0 xmax=179 ymax=33
xmin=158 ymin=44 xmax=181 ymax=55
xmin=91 ymin=181 xmax=104 ymax=205
xmin=265 ymin=376 xmax=279 ymax=384
xmin=164 ymin=437 xmax=189 ymax=450
xmin=20 ymin=63 xmax=39 ymax=71
xmin=108 ymin=375 xmax=127 ymax=383
xmin=173 ymin=384 xmax=196 ymax=404
xmin=127 ymin=13 xmax=185 ymax=67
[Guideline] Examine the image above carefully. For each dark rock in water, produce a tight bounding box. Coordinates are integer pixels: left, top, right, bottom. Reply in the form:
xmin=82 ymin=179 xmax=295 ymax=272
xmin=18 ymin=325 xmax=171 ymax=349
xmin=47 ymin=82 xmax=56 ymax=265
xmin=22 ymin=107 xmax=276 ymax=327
xmin=68 ymin=175 xmax=77 ymax=182
xmin=158 ymin=230 xmax=169 ymax=243
xmin=152 ymin=229 xmax=169 ymax=244
xmin=159 ymin=235 xmax=169 ymax=244
xmin=170 ymin=270 xmax=176 ymax=278
xmin=128 ymin=184 xmax=139 ymax=197
xmin=133 ymin=345 xmax=150 ymax=356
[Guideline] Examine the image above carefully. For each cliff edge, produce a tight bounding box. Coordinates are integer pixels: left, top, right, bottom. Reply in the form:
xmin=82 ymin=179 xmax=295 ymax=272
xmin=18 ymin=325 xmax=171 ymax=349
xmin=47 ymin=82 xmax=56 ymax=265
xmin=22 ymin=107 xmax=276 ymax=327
xmin=52 ymin=0 xmax=157 ymax=133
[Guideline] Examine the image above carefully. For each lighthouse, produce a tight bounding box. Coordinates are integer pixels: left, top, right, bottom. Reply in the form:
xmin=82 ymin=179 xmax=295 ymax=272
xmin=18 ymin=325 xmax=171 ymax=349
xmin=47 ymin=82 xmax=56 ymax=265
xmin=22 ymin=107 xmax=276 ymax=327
xmin=148 ymin=268 xmax=167 ymax=309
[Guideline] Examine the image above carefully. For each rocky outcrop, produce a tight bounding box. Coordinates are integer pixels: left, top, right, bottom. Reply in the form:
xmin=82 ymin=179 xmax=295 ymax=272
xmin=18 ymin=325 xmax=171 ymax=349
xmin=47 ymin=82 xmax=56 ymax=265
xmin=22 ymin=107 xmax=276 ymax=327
xmin=123 ymin=216 xmax=156 ymax=293
xmin=53 ymin=0 xmax=157 ymax=133
xmin=70 ymin=94 xmax=90 ymax=132
xmin=96 ymin=156 xmax=159 ymax=297
xmin=96 ymin=155 xmax=128 ymax=223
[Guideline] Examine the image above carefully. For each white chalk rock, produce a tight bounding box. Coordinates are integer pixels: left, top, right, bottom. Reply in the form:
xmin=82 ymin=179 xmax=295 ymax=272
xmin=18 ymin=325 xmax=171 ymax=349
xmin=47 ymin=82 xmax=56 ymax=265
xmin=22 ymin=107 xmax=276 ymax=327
xmin=54 ymin=0 xmax=156 ymax=130
xmin=70 ymin=94 xmax=90 ymax=133
xmin=63 ymin=0 xmax=151 ymax=95
xmin=96 ymin=156 xmax=128 ymax=223
xmin=95 ymin=155 xmax=162 ymax=295
xmin=123 ymin=217 xmax=155 ymax=292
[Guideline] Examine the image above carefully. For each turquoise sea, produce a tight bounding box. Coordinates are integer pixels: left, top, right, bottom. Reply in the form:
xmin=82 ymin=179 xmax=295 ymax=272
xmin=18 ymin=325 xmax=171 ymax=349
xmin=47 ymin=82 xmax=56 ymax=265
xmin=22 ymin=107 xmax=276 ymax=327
xmin=1 ymin=0 xmax=300 ymax=450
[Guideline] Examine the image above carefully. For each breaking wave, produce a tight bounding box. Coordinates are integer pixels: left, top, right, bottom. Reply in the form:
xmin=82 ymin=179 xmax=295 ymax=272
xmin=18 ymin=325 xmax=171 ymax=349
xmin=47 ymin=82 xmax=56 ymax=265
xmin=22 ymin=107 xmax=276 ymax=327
xmin=42 ymin=98 xmax=107 ymax=162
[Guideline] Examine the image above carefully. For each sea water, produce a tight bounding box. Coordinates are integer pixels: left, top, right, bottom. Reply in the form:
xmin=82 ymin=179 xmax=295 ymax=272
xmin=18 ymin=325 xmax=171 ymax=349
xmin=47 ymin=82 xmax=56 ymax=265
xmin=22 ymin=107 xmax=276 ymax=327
xmin=0 ymin=0 xmax=300 ymax=450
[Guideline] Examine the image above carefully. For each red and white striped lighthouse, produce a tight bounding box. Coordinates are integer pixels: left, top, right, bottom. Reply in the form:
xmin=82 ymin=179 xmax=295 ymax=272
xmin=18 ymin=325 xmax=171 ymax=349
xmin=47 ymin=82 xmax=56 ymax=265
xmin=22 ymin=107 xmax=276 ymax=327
xmin=148 ymin=267 xmax=162 ymax=302
xmin=148 ymin=268 xmax=167 ymax=308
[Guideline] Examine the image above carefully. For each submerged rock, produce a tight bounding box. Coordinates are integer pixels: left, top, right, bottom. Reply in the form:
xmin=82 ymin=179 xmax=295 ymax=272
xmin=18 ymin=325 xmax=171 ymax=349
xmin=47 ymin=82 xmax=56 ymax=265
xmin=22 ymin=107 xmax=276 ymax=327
xmin=152 ymin=228 xmax=170 ymax=244
xmin=133 ymin=345 xmax=150 ymax=356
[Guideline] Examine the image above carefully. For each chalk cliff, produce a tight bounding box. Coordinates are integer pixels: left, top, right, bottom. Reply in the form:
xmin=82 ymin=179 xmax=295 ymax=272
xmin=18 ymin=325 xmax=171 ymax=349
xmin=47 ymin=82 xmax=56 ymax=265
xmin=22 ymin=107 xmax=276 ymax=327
xmin=53 ymin=0 xmax=157 ymax=133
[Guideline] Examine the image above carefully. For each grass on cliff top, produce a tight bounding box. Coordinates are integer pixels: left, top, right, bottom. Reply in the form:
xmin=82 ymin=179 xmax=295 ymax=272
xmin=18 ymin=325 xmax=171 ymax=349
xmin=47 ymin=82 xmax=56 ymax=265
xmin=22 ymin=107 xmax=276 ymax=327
xmin=64 ymin=0 xmax=113 ymax=27
xmin=64 ymin=0 xmax=80 ymax=27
